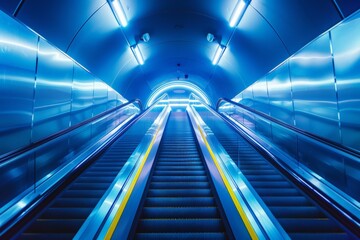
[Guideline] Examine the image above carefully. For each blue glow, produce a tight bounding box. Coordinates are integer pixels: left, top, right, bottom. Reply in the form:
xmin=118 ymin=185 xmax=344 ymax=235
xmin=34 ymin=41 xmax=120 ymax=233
xmin=212 ymin=45 xmax=226 ymax=65
xmin=131 ymin=45 xmax=144 ymax=65
xmin=229 ymin=0 xmax=247 ymax=27
xmin=109 ymin=0 xmax=128 ymax=27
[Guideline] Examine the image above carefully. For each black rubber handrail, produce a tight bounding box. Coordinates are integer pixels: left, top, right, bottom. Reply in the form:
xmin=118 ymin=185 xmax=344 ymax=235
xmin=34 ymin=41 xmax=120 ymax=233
xmin=0 ymin=99 xmax=143 ymax=164
xmin=216 ymin=97 xmax=360 ymax=159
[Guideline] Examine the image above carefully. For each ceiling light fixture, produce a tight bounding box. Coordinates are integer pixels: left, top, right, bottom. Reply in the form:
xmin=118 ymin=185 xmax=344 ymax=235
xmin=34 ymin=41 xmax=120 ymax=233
xmin=131 ymin=45 xmax=144 ymax=65
xmin=108 ymin=0 xmax=127 ymax=27
xmin=212 ymin=45 xmax=226 ymax=65
xmin=229 ymin=0 xmax=249 ymax=27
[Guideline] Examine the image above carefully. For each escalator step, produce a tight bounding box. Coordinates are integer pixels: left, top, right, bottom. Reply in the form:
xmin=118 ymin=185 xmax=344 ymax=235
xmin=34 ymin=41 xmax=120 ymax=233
xmin=60 ymin=190 xmax=106 ymax=198
xmin=254 ymin=187 xmax=300 ymax=197
xmin=261 ymin=196 xmax=312 ymax=206
xmin=155 ymin=165 xmax=204 ymax=170
xmin=153 ymin=170 xmax=206 ymax=176
xmin=135 ymin=232 xmax=227 ymax=240
xmin=145 ymin=197 xmax=215 ymax=207
xmin=136 ymin=219 xmax=224 ymax=232
xmin=20 ymin=233 xmax=74 ymax=240
xmin=288 ymin=232 xmax=350 ymax=240
xmin=24 ymin=219 xmax=83 ymax=233
xmin=40 ymin=208 xmax=92 ymax=219
xmin=69 ymin=183 xmax=111 ymax=190
xmin=151 ymin=176 xmax=208 ymax=182
xmin=150 ymin=182 xmax=210 ymax=189
xmin=277 ymin=218 xmax=345 ymax=233
xmin=269 ymin=206 xmax=325 ymax=218
xmin=142 ymin=207 xmax=220 ymax=218
xmin=147 ymin=189 xmax=212 ymax=197
xmin=52 ymin=198 xmax=99 ymax=208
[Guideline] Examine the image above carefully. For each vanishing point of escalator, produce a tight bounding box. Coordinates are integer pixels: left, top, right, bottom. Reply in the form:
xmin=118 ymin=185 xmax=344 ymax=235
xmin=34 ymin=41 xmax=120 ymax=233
xmin=132 ymin=111 xmax=230 ymax=239
xmin=14 ymin=111 xmax=160 ymax=240
xmin=197 ymin=109 xmax=354 ymax=240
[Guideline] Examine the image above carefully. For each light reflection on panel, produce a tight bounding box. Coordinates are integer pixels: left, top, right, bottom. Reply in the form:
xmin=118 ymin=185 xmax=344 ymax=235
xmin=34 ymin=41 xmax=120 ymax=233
xmin=251 ymin=77 xmax=270 ymax=115
xmin=267 ymin=61 xmax=295 ymax=125
xmin=71 ymin=65 xmax=94 ymax=125
xmin=93 ymin=79 xmax=108 ymax=116
xmin=290 ymin=33 xmax=340 ymax=142
xmin=239 ymin=86 xmax=253 ymax=107
xmin=331 ymin=12 xmax=360 ymax=150
xmin=107 ymin=86 xmax=118 ymax=110
xmin=0 ymin=11 xmax=37 ymax=155
xmin=32 ymin=40 xmax=73 ymax=142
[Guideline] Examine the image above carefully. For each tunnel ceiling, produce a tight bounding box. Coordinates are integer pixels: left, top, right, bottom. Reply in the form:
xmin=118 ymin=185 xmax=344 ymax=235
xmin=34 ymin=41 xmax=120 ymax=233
xmin=1 ymin=0 xmax=359 ymax=104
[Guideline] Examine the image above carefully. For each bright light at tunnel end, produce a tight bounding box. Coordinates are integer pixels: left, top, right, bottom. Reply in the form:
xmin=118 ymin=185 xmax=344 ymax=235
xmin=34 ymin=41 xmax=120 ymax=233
xmin=229 ymin=0 xmax=248 ymax=28
xmin=109 ymin=0 xmax=128 ymax=27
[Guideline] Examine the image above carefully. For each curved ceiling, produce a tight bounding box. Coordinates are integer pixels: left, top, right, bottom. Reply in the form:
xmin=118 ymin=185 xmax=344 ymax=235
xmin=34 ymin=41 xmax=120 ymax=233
xmin=1 ymin=0 xmax=359 ymax=105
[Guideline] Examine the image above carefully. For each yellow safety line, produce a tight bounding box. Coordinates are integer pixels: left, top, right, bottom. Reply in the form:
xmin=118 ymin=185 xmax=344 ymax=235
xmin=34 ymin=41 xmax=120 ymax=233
xmin=105 ymin=127 xmax=160 ymax=240
xmin=197 ymin=125 xmax=259 ymax=240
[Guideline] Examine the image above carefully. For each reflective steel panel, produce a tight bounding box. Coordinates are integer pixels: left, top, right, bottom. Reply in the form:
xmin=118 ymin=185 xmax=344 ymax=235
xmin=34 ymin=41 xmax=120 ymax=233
xmin=0 ymin=11 xmax=37 ymax=154
xmin=267 ymin=61 xmax=295 ymax=126
xmin=290 ymin=33 xmax=340 ymax=142
xmin=331 ymin=12 xmax=360 ymax=151
xmin=251 ymin=77 xmax=270 ymax=115
xmin=71 ymin=64 xmax=94 ymax=126
xmin=32 ymin=39 xmax=73 ymax=142
xmin=93 ymin=79 xmax=108 ymax=116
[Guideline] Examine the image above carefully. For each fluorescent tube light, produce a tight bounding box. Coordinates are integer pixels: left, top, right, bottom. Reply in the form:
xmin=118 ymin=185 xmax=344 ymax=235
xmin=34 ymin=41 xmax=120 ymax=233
xmin=109 ymin=0 xmax=127 ymax=27
xmin=229 ymin=0 xmax=247 ymax=27
xmin=131 ymin=45 xmax=144 ymax=65
xmin=212 ymin=45 xmax=226 ymax=65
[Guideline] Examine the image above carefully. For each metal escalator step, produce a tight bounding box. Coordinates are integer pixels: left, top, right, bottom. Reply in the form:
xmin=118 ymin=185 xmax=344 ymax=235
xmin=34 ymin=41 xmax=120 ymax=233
xmin=52 ymin=198 xmax=99 ymax=208
xmin=245 ymin=174 xmax=285 ymax=181
xmin=277 ymin=218 xmax=345 ymax=233
xmin=288 ymin=232 xmax=350 ymax=240
xmin=145 ymin=197 xmax=216 ymax=207
xmin=151 ymin=175 xmax=208 ymax=182
xmin=24 ymin=219 xmax=83 ymax=233
xmin=141 ymin=207 xmax=220 ymax=219
xmin=147 ymin=189 xmax=212 ymax=197
xmin=153 ymin=170 xmax=206 ymax=176
xmin=76 ymin=176 xmax=115 ymax=183
xmin=269 ymin=206 xmax=325 ymax=218
xmin=155 ymin=165 xmax=204 ymax=170
xmin=150 ymin=181 xmax=210 ymax=189
xmin=249 ymin=181 xmax=292 ymax=188
xmin=135 ymin=232 xmax=227 ymax=240
xmin=157 ymin=161 xmax=202 ymax=166
xmin=254 ymin=187 xmax=301 ymax=197
xmin=20 ymin=233 xmax=74 ymax=240
xmin=69 ymin=182 xmax=112 ymax=190
xmin=39 ymin=207 xmax=92 ymax=219
xmin=261 ymin=196 xmax=312 ymax=206
xmin=136 ymin=219 xmax=224 ymax=233
xmin=60 ymin=189 xmax=106 ymax=198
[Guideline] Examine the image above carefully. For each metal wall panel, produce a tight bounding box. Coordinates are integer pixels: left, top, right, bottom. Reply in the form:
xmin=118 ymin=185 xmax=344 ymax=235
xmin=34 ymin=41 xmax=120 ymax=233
xmin=251 ymin=77 xmax=270 ymax=115
xmin=331 ymin=12 xmax=360 ymax=151
xmin=290 ymin=33 xmax=340 ymax=142
xmin=0 ymin=11 xmax=37 ymax=155
xmin=32 ymin=39 xmax=73 ymax=142
xmin=267 ymin=61 xmax=295 ymax=126
xmin=107 ymin=86 xmax=118 ymax=110
xmin=71 ymin=64 xmax=94 ymax=126
xmin=93 ymin=79 xmax=108 ymax=116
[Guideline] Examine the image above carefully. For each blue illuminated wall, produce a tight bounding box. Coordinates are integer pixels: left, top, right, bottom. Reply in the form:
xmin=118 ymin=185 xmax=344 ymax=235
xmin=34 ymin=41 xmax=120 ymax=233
xmin=0 ymin=10 xmax=127 ymax=155
xmin=233 ymin=10 xmax=360 ymax=152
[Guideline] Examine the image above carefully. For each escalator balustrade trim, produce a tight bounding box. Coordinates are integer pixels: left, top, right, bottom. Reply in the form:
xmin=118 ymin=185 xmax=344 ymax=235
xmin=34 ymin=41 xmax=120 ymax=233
xmin=195 ymin=122 xmax=258 ymax=240
xmin=103 ymin=108 xmax=170 ymax=239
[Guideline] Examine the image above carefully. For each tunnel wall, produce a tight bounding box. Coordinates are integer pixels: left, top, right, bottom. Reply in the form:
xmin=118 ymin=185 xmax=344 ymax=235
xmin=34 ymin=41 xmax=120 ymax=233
xmin=0 ymin=10 xmax=127 ymax=155
xmin=233 ymin=10 xmax=360 ymax=152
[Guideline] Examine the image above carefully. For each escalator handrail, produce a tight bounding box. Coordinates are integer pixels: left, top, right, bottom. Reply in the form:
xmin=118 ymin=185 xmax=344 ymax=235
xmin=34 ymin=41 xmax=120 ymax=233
xmin=0 ymin=99 xmax=143 ymax=164
xmin=216 ymin=97 xmax=360 ymax=159
xmin=200 ymin=98 xmax=360 ymax=237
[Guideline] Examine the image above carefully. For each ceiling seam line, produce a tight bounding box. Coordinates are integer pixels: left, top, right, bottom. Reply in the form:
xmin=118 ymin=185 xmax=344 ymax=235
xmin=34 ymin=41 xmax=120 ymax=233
xmin=250 ymin=5 xmax=291 ymax=56
xmin=65 ymin=2 xmax=107 ymax=53
xmin=13 ymin=0 xmax=26 ymax=17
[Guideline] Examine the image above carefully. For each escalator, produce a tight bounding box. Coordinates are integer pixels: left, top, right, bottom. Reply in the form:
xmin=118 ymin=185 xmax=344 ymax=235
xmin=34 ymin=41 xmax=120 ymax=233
xmin=131 ymin=111 xmax=231 ymax=239
xmin=12 ymin=110 xmax=161 ymax=240
xmin=195 ymin=108 xmax=354 ymax=239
